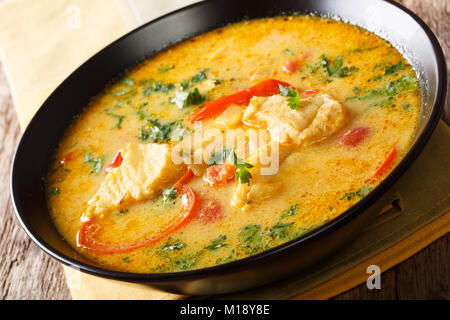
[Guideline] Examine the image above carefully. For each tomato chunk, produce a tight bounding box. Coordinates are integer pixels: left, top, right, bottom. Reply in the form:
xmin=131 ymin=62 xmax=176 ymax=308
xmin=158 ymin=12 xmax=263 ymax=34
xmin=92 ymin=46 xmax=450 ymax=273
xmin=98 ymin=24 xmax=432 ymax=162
xmin=339 ymin=127 xmax=370 ymax=147
xmin=197 ymin=199 xmax=223 ymax=224
xmin=283 ymin=60 xmax=299 ymax=74
xmin=205 ymin=164 xmax=236 ymax=185
xmin=106 ymin=151 xmax=123 ymax=172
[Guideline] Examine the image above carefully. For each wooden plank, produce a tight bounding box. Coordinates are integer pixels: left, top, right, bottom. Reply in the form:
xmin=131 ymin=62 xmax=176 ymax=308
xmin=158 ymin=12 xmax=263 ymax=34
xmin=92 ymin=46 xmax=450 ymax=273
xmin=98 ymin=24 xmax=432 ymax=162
xmin=0 ymin=62 xmax=71 ymax=300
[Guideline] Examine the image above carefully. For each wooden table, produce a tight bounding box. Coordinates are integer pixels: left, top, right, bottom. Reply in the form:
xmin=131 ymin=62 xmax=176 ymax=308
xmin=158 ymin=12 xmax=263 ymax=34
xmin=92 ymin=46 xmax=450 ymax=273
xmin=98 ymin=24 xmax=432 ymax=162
xmin=0 ymin=0 xmax=448 ymax=300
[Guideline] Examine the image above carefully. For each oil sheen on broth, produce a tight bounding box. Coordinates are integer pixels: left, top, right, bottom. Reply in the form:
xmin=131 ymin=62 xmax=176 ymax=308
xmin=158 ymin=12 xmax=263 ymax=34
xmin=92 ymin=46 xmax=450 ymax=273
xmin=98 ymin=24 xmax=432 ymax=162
xmin=47 ymin=16 xmax=420 ymax=273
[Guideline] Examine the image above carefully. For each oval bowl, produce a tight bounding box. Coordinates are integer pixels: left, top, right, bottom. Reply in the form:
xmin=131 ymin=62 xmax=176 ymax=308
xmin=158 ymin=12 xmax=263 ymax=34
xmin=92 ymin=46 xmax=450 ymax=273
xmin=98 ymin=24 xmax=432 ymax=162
xmin=11 ymin=0 xmax=446 ymax=295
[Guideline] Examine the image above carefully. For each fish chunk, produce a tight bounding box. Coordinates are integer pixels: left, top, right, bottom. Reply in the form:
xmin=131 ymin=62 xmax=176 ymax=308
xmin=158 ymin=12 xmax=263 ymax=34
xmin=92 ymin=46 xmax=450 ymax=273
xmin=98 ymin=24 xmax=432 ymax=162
xmin=84 ymin=143 xmax=185 ymax=217
xmin=242 ymin=93 xmax=346 ymax=145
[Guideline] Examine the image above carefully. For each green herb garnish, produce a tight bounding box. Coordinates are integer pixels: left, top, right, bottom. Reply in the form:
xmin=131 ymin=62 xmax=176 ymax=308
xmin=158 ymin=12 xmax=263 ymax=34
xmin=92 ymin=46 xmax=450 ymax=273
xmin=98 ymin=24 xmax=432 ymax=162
xmin=111 ymin=87 xmax=135 ymax=96
xmin=384 ymin=61 xmax=405 ymax=76
xmin=136 ymin=102 xmax=152 ymax=120
xmin=161 ymin=239 xmax=187 ymax=252
xmin=266 ymin=222 xmax=294 ymax=239
xmin=323 ymin=55 xmax=358 ymax=78
xmin=205 ymin=235 xmax=228 ymax=251
xmin=104 ymin=108 xmax=126 ymax=129
xmin=139 ymin=119 xmax=187 ymax=143
xmin=170 ymin=88 xmax=205 ymax=109
xmin=283 ymin=48 xmax=294 ymax=55
xmin=158 ymin=65 xmax=174 ymax=73
xmin=49 ymin=187 xmax=60 ymax=197
xmin=279 ymin=84 xmax=302 ymax=110
xmin=191 ymin=69 xmax=209 ymax=84
xmin=401 ymin=102 xmax=411 ymax=112
xmin=115 ymin=209 xmax=129 ymax=217
xmin=83 ymin=151 xmax=104 ymax=175
xmin=208 ymin=148 xmax=235 ymax=165
xmin=120 ymin=77 xmax=134 ymax=86
xmin=238 ymin=224 xmax=264 ymax=253
xmin=341 ymin=185 xmax=373 ymax=201
xmin=139 ymin=118 xmax=172 ymax=143
xmin=143 ymin=80 xmax=175 ymax=96
xmin=162 ymin=188 xmax=177 ymax=202
xmin=281 ymin=204 xmax=298 ymax=219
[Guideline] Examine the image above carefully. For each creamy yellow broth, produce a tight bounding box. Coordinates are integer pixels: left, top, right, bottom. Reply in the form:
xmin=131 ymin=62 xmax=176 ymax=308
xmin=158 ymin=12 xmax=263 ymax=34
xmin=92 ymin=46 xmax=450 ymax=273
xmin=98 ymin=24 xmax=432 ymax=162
xmin=47 ymin=16 xmax=420 ymax=273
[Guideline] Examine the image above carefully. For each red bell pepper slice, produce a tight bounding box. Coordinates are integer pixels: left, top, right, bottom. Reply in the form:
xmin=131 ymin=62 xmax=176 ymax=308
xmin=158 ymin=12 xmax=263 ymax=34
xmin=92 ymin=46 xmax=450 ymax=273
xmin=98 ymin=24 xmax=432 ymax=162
xmin=60 ymin=151 xmax=75 ymax=164
xmin=190 ymin=79 xmax=293 ymax=123
xmin=105 ymin=151 xmax=123 ymax=172
xmin=77 ymin=173 xmax=198 ymax=255
xmin=372 ymin=146 xmax=397 ymax=178
xmin=174 ymin=169 xmax=195 ymax=188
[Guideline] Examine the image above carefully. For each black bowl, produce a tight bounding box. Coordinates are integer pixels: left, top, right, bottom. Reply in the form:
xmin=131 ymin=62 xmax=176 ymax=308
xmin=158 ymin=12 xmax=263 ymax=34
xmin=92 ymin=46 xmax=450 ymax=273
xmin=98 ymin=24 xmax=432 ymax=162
xmin=10 ymin=0 xmax=446 ymax=295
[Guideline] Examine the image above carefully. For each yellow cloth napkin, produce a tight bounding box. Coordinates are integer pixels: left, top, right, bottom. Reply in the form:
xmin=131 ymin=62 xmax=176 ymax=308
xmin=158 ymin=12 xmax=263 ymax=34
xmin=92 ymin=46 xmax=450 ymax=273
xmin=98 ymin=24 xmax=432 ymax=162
xmin=0 ymin=0 xmax=137 ymax=128
xmin=1 ymin=0 xmax=448 ymax=300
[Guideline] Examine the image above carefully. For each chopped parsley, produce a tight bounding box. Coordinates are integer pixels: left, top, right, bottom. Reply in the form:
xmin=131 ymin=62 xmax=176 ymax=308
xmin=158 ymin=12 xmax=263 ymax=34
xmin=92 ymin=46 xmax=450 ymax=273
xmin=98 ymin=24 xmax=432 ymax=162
xmin=208 ymin=148 xmax=235 ymax=165
xmin=162 ymin=188 xmax=177 ymax=202
xmin=83 ymin=151 xmax=104 ymax=175
xmin=384 ymin=76 xmax=418 ymax=96
xmin=180 ymin=80 xmax=190 ymax=91
xmin=161 ymin=239 xmax=187 ymax=252
xmin=110 ymin=87 xmax=135 ymax=97
xmin=341 ymin=185 xmax=374 ymax=201
xmin=346 ymin=75 xmax=419 ymax=110
xmin=143 ymin=80 xmax=175 ymax=96
xmin=235 ymin=161 xmax=254 ymax=185
xmin=139 ymin=119 xmax=172 ymax=142
xmin=191 ymin=69 xmax=209 ymax=84
xmin=104 ymin=108 xmax=126 ymax=129
xmin=170 ymin=88 xmax=205 ymax=109
xmin=136 ymin=102 xmax=152 ymax=120
xmin=122 ymin=257 xmax=131 ymax=263
xmin=48 ymin=187 xmax=60 ymax=197
xmin=322 ymin=55 xmax=359 ymax=78
xmin=279 ymin=84 xmax=302 ymax=110
xmin=174 ymin=256 xmax=196 ymax=271
xmin=347 ymin=46 xmax=378 ymax=54
xmin=266 ymin=222 xmax=294 ymax=239
xmin=169 ymin=122 xmax=189 ymax=141
xmin=205 ymin=235 xmax=228 ymax=251
xmin=384 ymin=61 xmax=405 ymax=76
xmin=281 ymin=204 xmax=299 ymax=219
xmin=401 ymin=102 xmax=411 ymax=112
xmin=367 ymin=97 xmax=395 ymax=109
xmin=111 ymin=76 xmax=136 ymax=96
xmin=139 ymin=119 xmax=187 ymax=143
xmin=283 ymin=48 xmax=294 ymax=55
xmin=238 ymin=224 xmax=265 ymax=253
xmin=158 ymin=65 xmax=174 ymax=73
xmin=119 ymin=76 xmax=134 ymax=86
xmin=115 ymin=209 xmax=129 ymax=217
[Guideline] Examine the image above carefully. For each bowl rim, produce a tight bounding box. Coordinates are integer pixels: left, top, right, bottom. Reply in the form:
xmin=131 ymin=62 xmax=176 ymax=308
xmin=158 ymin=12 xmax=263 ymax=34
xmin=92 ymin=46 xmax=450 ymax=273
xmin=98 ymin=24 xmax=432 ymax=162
xmin=10 ymin=0 xmax=447 ymax=283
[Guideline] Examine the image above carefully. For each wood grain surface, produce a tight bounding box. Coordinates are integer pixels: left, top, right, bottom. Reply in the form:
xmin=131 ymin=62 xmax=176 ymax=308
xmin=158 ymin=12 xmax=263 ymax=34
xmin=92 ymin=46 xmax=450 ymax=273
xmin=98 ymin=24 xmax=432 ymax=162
xmin=0 ymin=0 xmax=448 ymax=300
